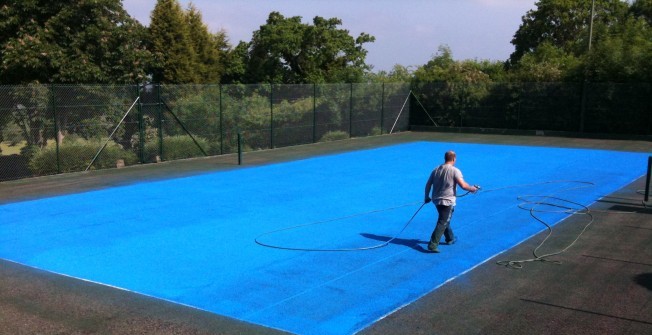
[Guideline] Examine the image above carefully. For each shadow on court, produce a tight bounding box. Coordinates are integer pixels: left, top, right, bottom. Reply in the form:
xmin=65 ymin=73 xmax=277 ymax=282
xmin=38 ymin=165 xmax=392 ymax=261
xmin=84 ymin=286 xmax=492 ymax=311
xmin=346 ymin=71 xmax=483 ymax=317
xmin=634 ymin=273 xmax=652 ymax=291
xmin=360 ymin=233 xmax=430 ymax=253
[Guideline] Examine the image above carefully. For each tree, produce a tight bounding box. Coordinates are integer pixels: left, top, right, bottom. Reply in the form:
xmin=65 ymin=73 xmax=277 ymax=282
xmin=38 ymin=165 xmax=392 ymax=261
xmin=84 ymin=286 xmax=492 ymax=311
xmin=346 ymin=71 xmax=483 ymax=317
xmin=509 ymin=42 xmax=583 ymax=82
xmin=412 ymin=46 xmax=497 ymax=127
xmin=631 ymin=0 xmax=652 ymax=25
xmin=185 ymin=3 xmax=228 ymax=83
xmin=414 ymin=46 xmax=492 ymax=83
xmin=0 ymin=0 xmax=151 ymax=84
xmin=221 ymin=41 xmax=249 ymax=84
xmin=413 ymin=46 xmax=455 ymax=81
xmin=508 ymin=0 xmax=652 ymax=83
xmin=586 ymin=15 xmax=652 ymax=82
xmin=0 ymin=84 xmax=51 ymax=154
xmin=0 ymin=0 xmax=152 ymax=155
xmin=243 ymin=12 xmax=375 ymax=84
xmin=148 ymin=0 xmax=198 ymax=83
xmin=509 ymin=0 xmax=630 ymax=65
xmin=367 ymin=65 xmax=415 ymax=83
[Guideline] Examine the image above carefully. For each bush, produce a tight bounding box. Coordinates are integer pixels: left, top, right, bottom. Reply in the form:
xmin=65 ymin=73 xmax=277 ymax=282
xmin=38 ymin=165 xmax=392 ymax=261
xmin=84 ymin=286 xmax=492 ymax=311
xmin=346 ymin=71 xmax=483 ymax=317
xmin=29 ymin=140 xmax=138 ymax=175
xmin=143 ymin=135 xmax=210 ymax=161
xmin=319 ymin=131 xmax=349 ymax=142
xmin=20 ymin=144 xmax=39 ymax=159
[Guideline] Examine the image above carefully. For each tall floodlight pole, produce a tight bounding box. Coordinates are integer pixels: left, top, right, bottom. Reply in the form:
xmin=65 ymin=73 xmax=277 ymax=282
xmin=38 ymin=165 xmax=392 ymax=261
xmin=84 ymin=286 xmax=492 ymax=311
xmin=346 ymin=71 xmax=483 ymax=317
xmin=588 ymin=0 xmax=595 ymax=52
xmin=581 ymin=0 xmax=596 ymax=133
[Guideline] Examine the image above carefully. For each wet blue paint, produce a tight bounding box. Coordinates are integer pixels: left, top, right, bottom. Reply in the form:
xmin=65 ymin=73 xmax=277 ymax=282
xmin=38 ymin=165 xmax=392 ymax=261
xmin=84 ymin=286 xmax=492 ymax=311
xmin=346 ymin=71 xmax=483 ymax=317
xmin=0 ymin=142 xmax=648 ymax=334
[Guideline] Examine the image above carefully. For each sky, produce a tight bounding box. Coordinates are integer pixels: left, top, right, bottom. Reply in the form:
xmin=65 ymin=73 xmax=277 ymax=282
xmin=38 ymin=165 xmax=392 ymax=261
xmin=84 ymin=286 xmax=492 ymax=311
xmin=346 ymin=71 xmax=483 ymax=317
xmin=122 ymin=0 xmax=539 ymax=72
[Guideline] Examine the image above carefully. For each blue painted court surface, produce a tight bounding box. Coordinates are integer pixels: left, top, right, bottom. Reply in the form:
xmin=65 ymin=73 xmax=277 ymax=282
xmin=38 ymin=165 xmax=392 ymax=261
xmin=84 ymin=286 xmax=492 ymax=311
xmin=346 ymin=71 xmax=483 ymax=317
xmin=0 ymin=142 xmax=648 ymax=335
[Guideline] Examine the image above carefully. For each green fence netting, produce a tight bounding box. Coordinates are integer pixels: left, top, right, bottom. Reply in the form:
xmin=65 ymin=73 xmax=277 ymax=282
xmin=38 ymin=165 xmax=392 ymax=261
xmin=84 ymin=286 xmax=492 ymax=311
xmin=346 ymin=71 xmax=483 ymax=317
xmin=1 ymin=83 xmax=412 ymax=181
xmin=2 ymin=82 xmax=649 ymax=182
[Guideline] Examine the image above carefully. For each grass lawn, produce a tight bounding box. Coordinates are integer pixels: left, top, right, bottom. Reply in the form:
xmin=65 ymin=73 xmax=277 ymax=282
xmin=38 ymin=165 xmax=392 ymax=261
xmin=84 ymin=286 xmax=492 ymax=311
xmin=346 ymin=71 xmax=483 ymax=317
xmin=0 ymin=140 xmax=58 ymax=156
xmin=0 ymin=141 xmax=24 ymax=155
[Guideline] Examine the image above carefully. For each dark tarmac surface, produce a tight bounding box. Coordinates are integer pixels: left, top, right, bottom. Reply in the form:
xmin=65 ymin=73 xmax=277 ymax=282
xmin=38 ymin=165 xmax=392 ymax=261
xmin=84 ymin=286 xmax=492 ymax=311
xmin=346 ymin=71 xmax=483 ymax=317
xmin=1 ymin=131 xmax=650 ymax=334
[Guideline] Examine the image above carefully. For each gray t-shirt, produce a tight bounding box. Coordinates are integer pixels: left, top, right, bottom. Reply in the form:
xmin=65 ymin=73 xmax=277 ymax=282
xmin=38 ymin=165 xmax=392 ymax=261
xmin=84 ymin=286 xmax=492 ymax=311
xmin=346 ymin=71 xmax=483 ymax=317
xmin=427 ymin=163 xmax=462 ymax=206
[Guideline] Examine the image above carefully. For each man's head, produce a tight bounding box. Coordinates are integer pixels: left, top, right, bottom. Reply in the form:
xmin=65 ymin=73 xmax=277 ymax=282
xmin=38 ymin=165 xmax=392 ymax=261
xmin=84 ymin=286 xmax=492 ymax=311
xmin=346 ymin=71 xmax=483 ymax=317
xmin=444 ymin=150 xmax=456 ymax=164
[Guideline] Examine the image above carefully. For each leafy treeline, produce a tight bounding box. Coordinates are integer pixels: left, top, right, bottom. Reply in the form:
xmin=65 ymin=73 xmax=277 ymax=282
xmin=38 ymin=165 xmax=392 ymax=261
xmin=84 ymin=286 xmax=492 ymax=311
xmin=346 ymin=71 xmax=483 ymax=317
xmin=1 ymin=0 xmax=650 ymax=85
xmin=508 ymin=0 xmax=652 ymax=83
xmin=373 ymin=0 xmax=652 ymax=84
xmin=0 ymin=0 xmax=150 ymax=84
xmin=0 ymin=0 xmax=374 ymax=85
xmin=148 ymin=0 xmax=227 ymax=83
xmin=395 ymin=0 xmax=651 ymax=135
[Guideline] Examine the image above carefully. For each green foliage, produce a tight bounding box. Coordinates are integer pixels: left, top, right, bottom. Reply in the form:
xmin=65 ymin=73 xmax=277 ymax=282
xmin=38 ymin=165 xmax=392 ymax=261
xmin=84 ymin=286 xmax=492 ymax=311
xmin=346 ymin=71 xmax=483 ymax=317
xmin=412 ymin=47 xmax=497 ymax=127
xmin=474 ymin=60 xmax=510 ymax=83
xmin=148 ymin=0 xmax=229 ymax=84
xmin=54 ymin=85 xmax=141 ymax=150
xmin=1 ymin=0 xmax=649 ymax=87
xmin=144 ymin=135 xmax=210 ymax=161
xmin=273 ymin=90 xmax=313 ymax=126
xmin=3 ymin=84 xmax=52 ymax=149
xmin=3 ymin=122 xmax=23 ymax=145
xmin=29 ymin=139 xmax=137 ymax=174
xmin=221 ymin=42 xmax=249 ymax=84
xmin=160 ymin=84 xmax=221 ymax=144
xmin=631 ymin=0 xmax=652 ymax=24
xmin=587 ymin=16 xmax=652 ymax=81
xmin=507 ymin=0 xmax=652 ymax=81
xmin=510 ymin=0 xmax=630 ymax=65
xmin=413 ymin=46 xmax=504 ymax=83
xmin=149 ymin=0 xmax=198 ymax=83
xmin=507 ymin=0 xmax=651 ymax=83
xmin=243 ymin=12 xmax=375 ymax=84
xmin=20 ymin=144 xmax=40 ymax=159
xmin=315 ymin=84 xmax=350 ymax=128
xmin=0 ymin=0 xmax=151 ymax=84
xmin=369 ymin=65 xmax=415 ymax=83
xmin=217 ymin=84 xmax=273 ymax=149
xmin=185 ymin=4 xmax=228 ymax=83
xmin=319 ymin=130 xmax=349 ymax=142
xmin=509 ymin=42 xmax=583 ymax=82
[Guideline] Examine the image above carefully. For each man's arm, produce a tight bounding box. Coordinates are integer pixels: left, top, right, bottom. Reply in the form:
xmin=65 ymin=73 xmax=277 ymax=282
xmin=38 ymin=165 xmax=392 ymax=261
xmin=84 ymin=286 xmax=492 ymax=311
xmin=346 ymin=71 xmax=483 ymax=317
xmin=456 ymin=176 xmax=478 ymax=193
xmin=424 ymin=173 xmax=433 ymax=203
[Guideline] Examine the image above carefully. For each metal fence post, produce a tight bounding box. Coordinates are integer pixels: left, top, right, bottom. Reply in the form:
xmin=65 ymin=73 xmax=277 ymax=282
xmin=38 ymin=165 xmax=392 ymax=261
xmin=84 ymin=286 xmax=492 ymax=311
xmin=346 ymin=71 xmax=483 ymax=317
xmin=349 ymin=83 xmax=353 ymax=138
xmin=51 ymin=84 xmax=61 ymax=174
xmin=237 ymin=132 xmax=243 ymax=165
xmin=313 ymin=83 xmax=317 ymax=143
xmin=219 ymin=84 xmax=224 ymax=155
xmin=136 ymin=84 xmax=145 ymax=164
xmin=648 ymin=84 xmax=651 ymax=136
xmin=380 ymin=82 xmax=385 ymax=135
xmin=580 ymin=81 xmax=587 ymax=132
xmin=516 ymin=99 xmax=521 ymax=129
xmin=270 ymin=83 xmax=274 ymax=149
xmin=157 ymin=84 xmax=164 ymax=161
xmin=645 ymin=156 xmax=651 ymax=203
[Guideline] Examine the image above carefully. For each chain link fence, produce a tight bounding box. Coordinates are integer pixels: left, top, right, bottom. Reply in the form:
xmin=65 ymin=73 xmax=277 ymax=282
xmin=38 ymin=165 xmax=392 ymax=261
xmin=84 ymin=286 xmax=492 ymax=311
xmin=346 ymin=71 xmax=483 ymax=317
xmin=2 ymin=82 xmax=649 ymax=182
xmin=410 ymin=82 xmax=652 ymax=136
xmin=0 ymin=83 xmax=411 ymax=181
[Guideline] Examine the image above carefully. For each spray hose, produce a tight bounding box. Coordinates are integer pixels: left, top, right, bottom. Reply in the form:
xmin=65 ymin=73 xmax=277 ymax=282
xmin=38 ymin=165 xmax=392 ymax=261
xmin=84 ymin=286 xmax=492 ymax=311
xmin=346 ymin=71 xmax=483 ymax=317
xmin=255 ymin=202 xmax=427 ymax=252
xmin=255 ymin=180 xmax=639 ymax=269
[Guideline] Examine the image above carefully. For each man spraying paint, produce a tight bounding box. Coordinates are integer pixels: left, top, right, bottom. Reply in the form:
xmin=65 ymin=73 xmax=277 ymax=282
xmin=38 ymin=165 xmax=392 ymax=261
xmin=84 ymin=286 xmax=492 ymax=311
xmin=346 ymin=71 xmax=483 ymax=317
xmin=424 ymin=150 xmax=479 ymax=253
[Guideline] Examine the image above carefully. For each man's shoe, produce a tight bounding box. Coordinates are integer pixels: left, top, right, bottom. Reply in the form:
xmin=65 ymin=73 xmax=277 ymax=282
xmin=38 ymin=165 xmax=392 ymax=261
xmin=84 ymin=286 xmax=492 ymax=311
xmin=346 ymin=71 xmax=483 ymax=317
xmin=427 ymin=243 xmax=440 ymax=253
xmin=446 ymin=238 xmax=457 ymax=245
